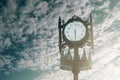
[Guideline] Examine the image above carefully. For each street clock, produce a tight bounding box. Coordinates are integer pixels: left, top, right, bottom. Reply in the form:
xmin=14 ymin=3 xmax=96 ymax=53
xmin=63 ymin=15 xmax=88 ymax=47
xmin=58 ymin=14 xmax=94 ymax=80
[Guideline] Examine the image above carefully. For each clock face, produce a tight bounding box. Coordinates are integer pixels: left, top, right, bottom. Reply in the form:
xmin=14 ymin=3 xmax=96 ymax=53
xmin=64 ymin=21 xmax=86 ymax=41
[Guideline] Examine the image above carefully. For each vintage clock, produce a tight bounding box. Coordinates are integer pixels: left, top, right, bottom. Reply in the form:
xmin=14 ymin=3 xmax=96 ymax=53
xmin=63 ymin=15 xmax=88 ymax=47
xmin=58 ymin=14 xmax=93 ymax=80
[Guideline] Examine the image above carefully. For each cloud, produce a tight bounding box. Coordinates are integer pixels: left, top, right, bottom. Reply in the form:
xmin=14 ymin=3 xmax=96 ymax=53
xmin=0 ymin=0 xmax=120 ymax=80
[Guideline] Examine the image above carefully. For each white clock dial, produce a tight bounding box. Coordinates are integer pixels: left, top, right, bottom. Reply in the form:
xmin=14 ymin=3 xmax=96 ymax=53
xmin=64 ymin=21 xmax=86 ymax=41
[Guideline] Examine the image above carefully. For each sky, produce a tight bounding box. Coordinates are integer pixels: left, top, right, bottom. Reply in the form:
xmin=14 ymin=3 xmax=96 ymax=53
xmin=0 ymin=0 xmax=120 ymax=80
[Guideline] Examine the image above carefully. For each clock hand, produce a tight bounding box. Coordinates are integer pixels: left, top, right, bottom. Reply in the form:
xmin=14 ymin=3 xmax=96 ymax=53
xmin=74 ymin=29 xmax=76 ymax=40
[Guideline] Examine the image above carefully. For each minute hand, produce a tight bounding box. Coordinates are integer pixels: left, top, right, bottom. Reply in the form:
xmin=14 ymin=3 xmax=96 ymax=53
xmin=74 ymin=29 xmax=76 ymax=40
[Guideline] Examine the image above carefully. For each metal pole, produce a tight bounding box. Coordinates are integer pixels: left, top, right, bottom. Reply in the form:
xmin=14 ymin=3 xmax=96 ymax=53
xmin=72 ymin=47 xmax=80 ymax=80
xmin=73 ymin=72 xmax=78 ymax=80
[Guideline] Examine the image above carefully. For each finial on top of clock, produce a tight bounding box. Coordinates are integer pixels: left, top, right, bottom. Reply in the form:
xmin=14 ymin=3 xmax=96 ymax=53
xmin=72 ymin=15 xmax=78 ymax=19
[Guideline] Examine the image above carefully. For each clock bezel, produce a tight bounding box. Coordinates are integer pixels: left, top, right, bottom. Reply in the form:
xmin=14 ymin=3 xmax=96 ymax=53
xmin=63 ymin=15 xmax=88 ymax=47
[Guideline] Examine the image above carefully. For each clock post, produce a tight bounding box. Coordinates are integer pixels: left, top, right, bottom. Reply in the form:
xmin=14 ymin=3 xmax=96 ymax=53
xmin=58 ymin=14 xmax=94 ymax=80
xmin=72 ymin=47 xmax=80 ymax=80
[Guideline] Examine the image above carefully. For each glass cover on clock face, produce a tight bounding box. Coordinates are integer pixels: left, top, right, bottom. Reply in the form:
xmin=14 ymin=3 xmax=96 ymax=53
xmin=64 ymin=21 xmax=86 ymax=41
